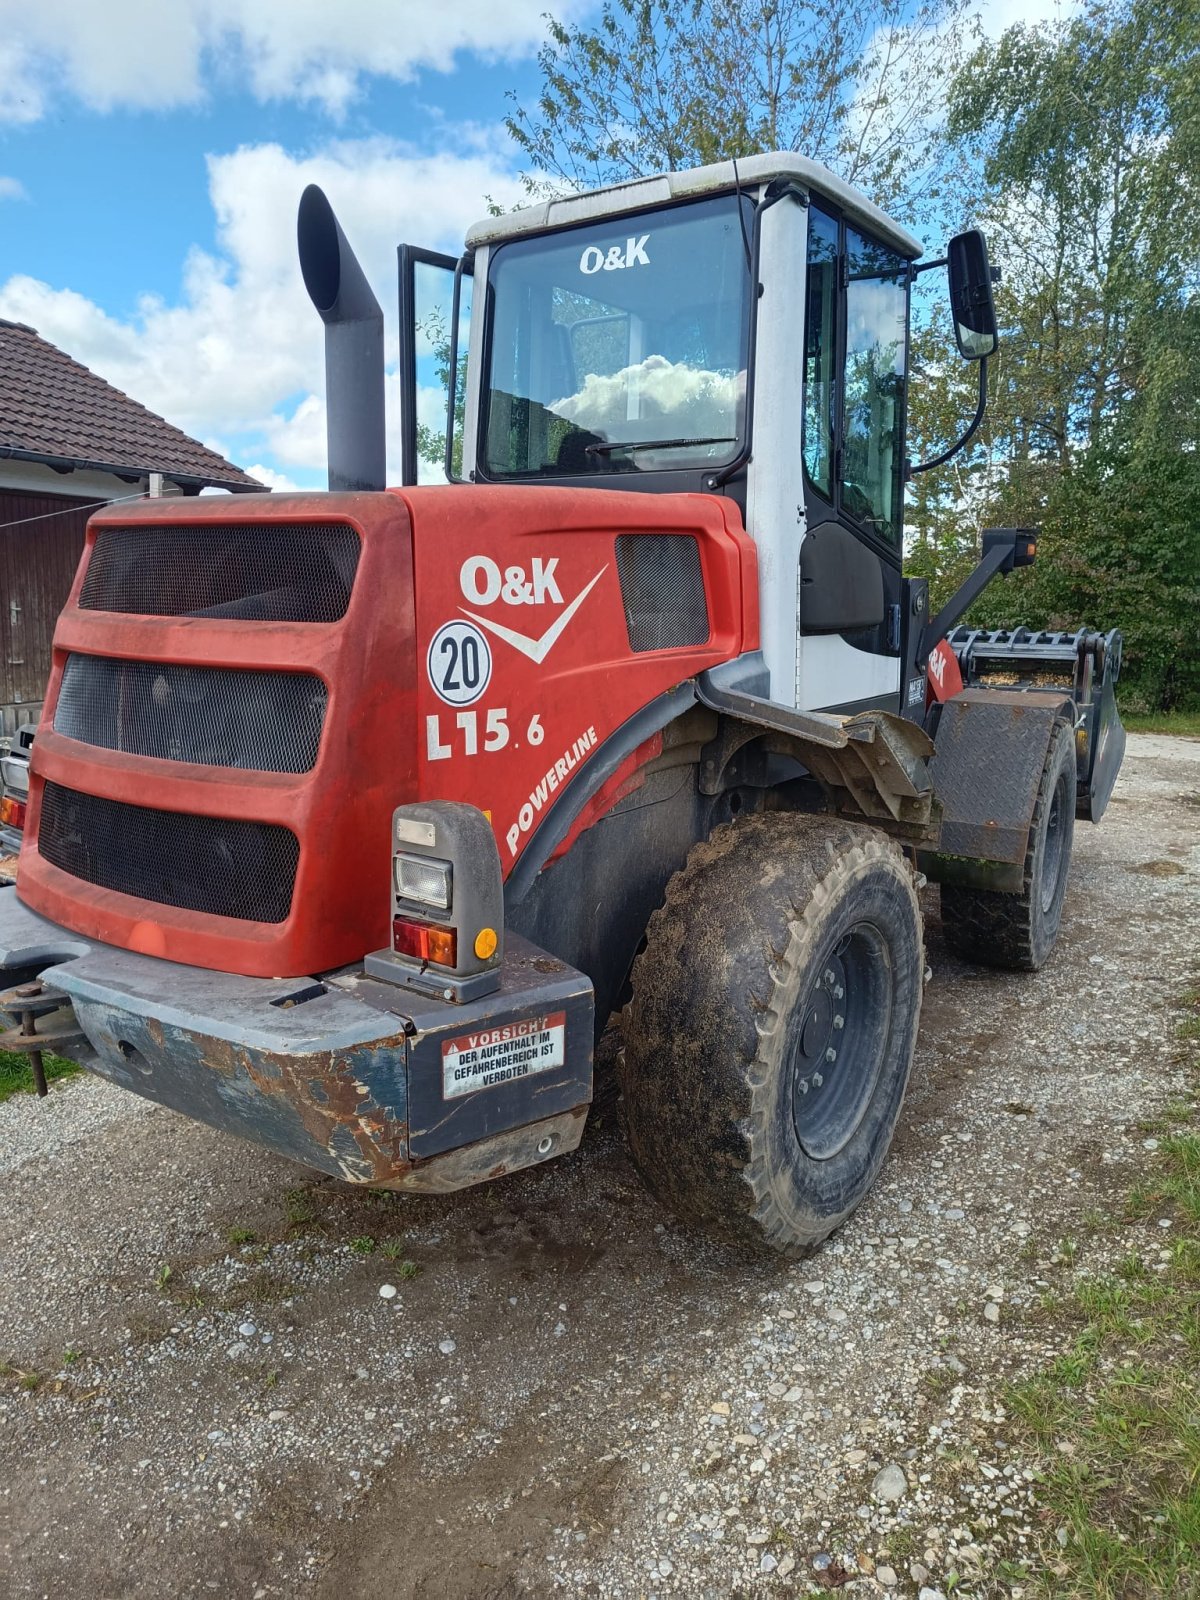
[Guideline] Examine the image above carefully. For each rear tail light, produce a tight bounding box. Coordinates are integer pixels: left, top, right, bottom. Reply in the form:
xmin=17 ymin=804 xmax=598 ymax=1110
xmin=367 ymin=802 xmax=503 ymax=1002
xmin=0 ymin=796 xmax=26 ymax=829
xmin=392 ymin=917 xmax=457 ymax=968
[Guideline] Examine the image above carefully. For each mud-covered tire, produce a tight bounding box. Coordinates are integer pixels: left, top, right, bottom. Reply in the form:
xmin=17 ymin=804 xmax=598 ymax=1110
xmin=940 ymin=718 xmax=1075 ymax=972
xmin=617 ymin=814 xmax=924 ymax=1258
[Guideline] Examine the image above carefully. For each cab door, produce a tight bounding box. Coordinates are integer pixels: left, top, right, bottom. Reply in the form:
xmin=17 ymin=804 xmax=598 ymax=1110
xmin=796 ymin=204 xmax=910 ymax=714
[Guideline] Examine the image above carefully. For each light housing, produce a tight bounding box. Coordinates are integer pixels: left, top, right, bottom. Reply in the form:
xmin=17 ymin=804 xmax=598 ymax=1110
xmin=365 ymin=800 xmax=505 ymax=1001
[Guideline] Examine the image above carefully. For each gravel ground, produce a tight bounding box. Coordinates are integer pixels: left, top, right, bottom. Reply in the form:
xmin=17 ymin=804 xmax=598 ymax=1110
xmin=0 ymin=732 xmax=1196 ymax=1600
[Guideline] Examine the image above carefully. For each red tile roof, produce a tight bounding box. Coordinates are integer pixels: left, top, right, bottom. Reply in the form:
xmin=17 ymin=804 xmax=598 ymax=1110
xmin=0 ymin=319 xmax=262 ymax=492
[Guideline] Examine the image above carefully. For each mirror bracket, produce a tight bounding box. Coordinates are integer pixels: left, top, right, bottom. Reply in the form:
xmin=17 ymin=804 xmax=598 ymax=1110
xmin=907 ymin=358 xmax=989 ymax=479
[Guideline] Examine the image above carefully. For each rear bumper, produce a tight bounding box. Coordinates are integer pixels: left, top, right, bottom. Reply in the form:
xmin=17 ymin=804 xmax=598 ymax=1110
xmin=0 ymin=886 xmax=593 ymax=1190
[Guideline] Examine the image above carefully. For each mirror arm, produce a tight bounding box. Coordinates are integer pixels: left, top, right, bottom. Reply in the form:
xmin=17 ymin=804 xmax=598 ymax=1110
xmin=907 ymin=357 xmax=988 ymax=479
xmin=908 ymin=255 xmax=948 ymax=280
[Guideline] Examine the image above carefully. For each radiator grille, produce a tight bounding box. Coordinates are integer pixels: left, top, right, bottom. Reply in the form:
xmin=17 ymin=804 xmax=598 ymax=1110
xmin=54 ymin=656 xmax=327 ymax=774
xmin=38 ymin=782 xmax=299 ymax=923
xmin=614 ymin=534 xmax=709 ymax=652
xmin=79 ymin=522 xmax=360 ymax=621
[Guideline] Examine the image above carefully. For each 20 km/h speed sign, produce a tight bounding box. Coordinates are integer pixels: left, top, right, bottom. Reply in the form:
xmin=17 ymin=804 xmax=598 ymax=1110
xmin=427 ymin=620 xmax=493 ymax=706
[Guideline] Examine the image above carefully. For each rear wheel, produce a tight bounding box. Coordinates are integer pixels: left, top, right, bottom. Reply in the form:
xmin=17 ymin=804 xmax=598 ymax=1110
xmin=940 ymin=717 xmax=1076 ymax=971
xmin=618 ymin=814 xmax=924 ymax=1257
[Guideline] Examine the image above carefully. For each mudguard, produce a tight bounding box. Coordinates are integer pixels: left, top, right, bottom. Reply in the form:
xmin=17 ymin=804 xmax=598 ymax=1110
xmin=918 ymin=687 xmax=1075 ymax=894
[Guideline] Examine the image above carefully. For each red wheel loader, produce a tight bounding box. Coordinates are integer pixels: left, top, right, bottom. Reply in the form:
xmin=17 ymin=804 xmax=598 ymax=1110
xmin=0 ymin=156 xmax=1125 ymax=1255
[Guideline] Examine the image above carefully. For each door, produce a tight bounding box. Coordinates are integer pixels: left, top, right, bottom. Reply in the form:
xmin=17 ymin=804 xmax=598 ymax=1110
xmin=397 ymin=245 xmax=473 ymax=485
xmin=797 ymin=205 xmax=909 ymax=714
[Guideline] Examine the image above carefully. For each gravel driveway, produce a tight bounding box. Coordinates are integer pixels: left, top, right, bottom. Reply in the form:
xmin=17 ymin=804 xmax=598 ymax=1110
xmin=1 ymin=732 xmax=1196 ymax=1599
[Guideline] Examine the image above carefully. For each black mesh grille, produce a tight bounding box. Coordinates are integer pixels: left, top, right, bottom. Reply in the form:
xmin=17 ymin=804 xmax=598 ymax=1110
xmin=79 ymin=523 xmax=360 ymax=621
xmin=55 ymin=655 xmax=327 ymax=774
xmin=614 ymin=535 xmax=710 ymax=652
xmin=38 ymin=782 xmax=298 ymax=923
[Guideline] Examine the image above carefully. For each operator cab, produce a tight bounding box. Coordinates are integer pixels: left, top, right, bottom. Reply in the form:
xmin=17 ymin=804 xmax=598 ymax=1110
xmin=399 ymin=154 xmax=995 ymax=720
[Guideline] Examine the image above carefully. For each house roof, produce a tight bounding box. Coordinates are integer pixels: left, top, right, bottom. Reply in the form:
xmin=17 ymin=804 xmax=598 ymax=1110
xmin=0 ymin=319 xmax=262 ymax=493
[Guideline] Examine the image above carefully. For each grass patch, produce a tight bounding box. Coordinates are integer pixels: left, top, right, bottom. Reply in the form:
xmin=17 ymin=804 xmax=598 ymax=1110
xmin=1006 ymin=977 xmax=1200 ymax=1598
xmin=1120 ymin=708 xmax=1200 ymax=737
xmin=0 ymin=1046 xmax=82 ymax=1103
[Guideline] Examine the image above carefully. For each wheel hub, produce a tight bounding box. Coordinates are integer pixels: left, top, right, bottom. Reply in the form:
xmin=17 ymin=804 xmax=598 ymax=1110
xmin=789 ymin=928 xmax=890 ymax=1161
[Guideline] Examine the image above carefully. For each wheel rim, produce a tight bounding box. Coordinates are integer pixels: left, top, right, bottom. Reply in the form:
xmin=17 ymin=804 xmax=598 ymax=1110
xmin=1041 ymin=772 xmax=1070 ymax=914
xmin=788 ymin=924 xmax=892 ymax=1161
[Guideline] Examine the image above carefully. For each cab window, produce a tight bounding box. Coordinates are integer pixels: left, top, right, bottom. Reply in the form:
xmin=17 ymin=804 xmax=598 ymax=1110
xmin=802 ymin=209 xmax=909 ymax=549
xmin=843 ymin=227 xmax=907 ymax=546
xmin=803 ymin=206 xmax=838 ymax=500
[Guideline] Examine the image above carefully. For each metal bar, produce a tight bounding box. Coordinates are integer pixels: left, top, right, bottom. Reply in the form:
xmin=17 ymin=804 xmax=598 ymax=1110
xmin=922 ymin=536 xmax=1012 ymax=653
xmin=19 ymin=1007 xmax=47 ymax=1097
xmin=907 ymin=357 xmax=988 ymax=478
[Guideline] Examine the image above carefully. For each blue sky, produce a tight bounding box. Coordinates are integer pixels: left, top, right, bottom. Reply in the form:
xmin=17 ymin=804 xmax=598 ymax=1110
xmin=0 ymin=0 xmax=1051 ymax=491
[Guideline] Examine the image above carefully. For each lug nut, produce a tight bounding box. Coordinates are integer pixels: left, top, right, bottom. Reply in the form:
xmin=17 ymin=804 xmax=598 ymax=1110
xmin=833 ymin=984 xmax=844 ymax=1000
xmin=797 ymin=1078 xmax=809 ymax=1095
xmin=833 ymin=1014 xmax=844 ymax=1030
xmin=812 ymin=1072 xmax=824 ymax=1088
xmin=824 ymin=969 xmax=836 ymax=986
xmin=825 ymin=1047 xmax=837 ymax=1063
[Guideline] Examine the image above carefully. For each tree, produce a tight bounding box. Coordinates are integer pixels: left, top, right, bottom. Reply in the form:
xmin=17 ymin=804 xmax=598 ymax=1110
xmin=935 ymin=0 xmax=1200 ymax=707
xmin=506 ymin=0 xmax=976 ymax=222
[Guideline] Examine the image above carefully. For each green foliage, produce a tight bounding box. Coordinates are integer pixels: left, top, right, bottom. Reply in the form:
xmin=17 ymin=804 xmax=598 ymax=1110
xmin=0 ymin=1046 xmax=81 ymax=1103
xmin=414 ymin=308 xmax=467 ymax=479
xmin=909 ymin=0 xmax=1200 ymax=708
xmin=506 ymin=0 xmax=977 ymax=220
xmin=1005 ymin=973 xmax=1200 ymax=1598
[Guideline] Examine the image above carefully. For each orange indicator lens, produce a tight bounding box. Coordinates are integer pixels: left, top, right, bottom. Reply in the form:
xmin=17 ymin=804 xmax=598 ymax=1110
xmin=392 ymin=917 xmax=457 ymax=968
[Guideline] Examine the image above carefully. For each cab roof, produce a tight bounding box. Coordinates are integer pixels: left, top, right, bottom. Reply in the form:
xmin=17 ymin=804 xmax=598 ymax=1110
xmin=466 ymin=151 xmax=924 ymax=261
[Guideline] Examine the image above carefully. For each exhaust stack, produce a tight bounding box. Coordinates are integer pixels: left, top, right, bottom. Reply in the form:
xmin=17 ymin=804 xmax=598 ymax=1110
xmin=297 ymin=184 xmax=386 ymax=493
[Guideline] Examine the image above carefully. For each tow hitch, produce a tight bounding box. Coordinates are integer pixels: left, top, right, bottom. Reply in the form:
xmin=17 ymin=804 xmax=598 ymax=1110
xmin=0 ymin=979 xmax=85 ymax=1097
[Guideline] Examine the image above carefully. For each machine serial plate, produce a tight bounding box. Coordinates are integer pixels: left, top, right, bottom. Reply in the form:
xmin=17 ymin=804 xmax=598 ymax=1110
xmin=441 ymin=1011 xmax=567 ymax=1100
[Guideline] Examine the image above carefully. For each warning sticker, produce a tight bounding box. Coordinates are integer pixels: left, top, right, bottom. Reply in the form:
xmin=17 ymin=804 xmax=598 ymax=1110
xmin=441 ymin=1011 xmax=566 ymax=1100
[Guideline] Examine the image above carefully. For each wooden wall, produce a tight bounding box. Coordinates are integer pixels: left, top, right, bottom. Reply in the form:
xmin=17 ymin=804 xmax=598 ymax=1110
xmin=0 ymin=486 xmax=92 ymax=737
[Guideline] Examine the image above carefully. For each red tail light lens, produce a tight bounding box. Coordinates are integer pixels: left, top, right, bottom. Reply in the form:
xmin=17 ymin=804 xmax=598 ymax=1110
xmin=392 ymin=917 xmax=457 ymax=968
xmin=0 ymin=796 xmax=26 ymax=829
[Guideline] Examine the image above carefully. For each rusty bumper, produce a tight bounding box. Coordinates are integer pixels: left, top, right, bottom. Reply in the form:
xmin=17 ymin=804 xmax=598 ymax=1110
xmin=0 ymin=886 xmax=593 ymax=1190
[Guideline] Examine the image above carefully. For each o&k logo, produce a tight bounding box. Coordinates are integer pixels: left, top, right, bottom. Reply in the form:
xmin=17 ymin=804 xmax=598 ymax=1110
xmin=458 ymin=555 xmax=606 ymax=665
xmin=579 ymin=235 xmax=651 ymax=275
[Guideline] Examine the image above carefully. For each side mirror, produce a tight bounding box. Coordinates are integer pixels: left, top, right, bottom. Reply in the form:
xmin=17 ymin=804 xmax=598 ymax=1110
xmin=947 ymin=228 xmax=998 ymax=361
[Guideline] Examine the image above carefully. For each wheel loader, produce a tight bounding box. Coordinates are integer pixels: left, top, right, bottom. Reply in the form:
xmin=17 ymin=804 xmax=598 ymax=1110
xmin=0 ymin=153 xmax=1126 ymax=1256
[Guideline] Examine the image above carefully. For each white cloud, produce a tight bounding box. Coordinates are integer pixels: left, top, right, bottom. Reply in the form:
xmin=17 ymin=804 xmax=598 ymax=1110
xmin=977 ymin=0 xmax=1075 ymax=34
xmin=0 ymin=136 xmax=525 ymax=481
xmin=0 ymin=0 xmax=583 ymax=121
xmin=0 ymin=176 xmax=26 ymax=201
xmin=238 ymin=462 xmax=302 ymax=492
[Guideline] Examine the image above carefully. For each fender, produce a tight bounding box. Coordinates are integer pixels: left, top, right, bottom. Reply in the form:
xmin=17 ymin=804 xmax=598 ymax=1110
xmin=918 ymin=687 xmax=1075 ymax=893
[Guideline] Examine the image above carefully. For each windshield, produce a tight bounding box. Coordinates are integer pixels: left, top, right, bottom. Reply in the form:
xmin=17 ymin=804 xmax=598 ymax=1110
xmin=481 ymin=194 xmax=753 ymax=478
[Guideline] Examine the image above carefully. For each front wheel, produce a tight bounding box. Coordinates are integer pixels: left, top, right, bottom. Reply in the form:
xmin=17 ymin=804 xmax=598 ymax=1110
xmin=940 ymin=717 xmax=1076 ymax=972
xmin=618 ymin=814 xmax=924 ymax=1258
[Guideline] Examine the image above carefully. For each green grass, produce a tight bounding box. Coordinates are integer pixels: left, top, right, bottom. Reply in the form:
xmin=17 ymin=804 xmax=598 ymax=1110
xmin=1120 ymin=708 xmax=1200 ymax=736
xmin=1006 ymin=977 xmax=1200 ymax=1598
xmin=0 ymin=1046 xmax=82 ymax=1103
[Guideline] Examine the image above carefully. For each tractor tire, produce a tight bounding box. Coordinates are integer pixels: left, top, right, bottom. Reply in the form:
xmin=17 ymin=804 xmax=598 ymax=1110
xmin=617 ymin=813 xmax=924 ymax=1258
xmin=940 ymin=717 xmax=1075 ymax=972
